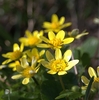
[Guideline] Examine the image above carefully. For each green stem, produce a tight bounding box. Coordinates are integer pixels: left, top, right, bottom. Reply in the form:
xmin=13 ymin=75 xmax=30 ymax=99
xmin=32 ymin=77 xmax=40 ymax=87
xmin=59 ymin=76 xmax=65 ymax=91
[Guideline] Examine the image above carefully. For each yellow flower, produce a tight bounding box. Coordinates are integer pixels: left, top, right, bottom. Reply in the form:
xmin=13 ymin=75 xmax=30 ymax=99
xmin=81 ymin=66 xmax=99 ymax=91
xmin=2 ymin=43 xmax=24 ymax=64
xmin=19 ymin=30 xmax=43 ymax=47
xmin=11 ymin=57 xmax=40 ymax=85
xmin=37 ymin=30 xmax=74 ymax=49
xmin=43 ymin=14 xmax=71 ymax=32
xmin=41 ymin=49 xmax=79 ymax=75
xmin=25 ymin=48 xmax=45 ymax=63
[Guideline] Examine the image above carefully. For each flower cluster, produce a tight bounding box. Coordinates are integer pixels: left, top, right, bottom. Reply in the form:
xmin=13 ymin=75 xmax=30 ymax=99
xmin=1 ymin=14 xmax=98 ymax=99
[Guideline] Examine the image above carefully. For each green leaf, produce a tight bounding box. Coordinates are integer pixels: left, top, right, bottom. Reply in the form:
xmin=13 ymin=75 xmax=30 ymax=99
xmin=41 ymin=80 xmax=61 ymax=100
xmin=77 ymin=37 xmax=99 ymax=57
xmin=55 ymin=90 xmax=82 ymax=100
xmin=85 ymin=76 xmax=94 ymax=100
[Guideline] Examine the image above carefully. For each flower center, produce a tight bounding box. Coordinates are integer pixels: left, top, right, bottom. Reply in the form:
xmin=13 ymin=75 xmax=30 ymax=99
xmin=28 ymin=37 xmax=39 ymax=46
xmin=11 ymin=50 xmax=22 ymax=60
xmin=49 ymin=38 xmax=62 ymax=47
xmin=22 ymin=67 xmax=35 ymax=78
xmin=51 ymin=22 xmax=59 ymax=29
xmin=51 ymin=59 xmax=67 ymax=72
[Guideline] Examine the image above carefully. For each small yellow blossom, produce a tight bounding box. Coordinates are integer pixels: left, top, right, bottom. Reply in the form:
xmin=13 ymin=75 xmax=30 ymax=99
xmin=43 ymin=14 xmax=71 ymax=32
xmin=11 ymin=57 xmax=40 ymax=85
xmin=19 ymin=30 xmax=43 ymax=47
xmin=25 ymin=48 xmax=45 ymax=63
xmin=2 ymin=43 xmax=24 ymax=64
xmin=37 ymin=30 xmax=74 ymax=49
xmin=41 ymin=49 xmax=79 ymax=75
xmin=81 ymin=66 xmax=99 ymax=91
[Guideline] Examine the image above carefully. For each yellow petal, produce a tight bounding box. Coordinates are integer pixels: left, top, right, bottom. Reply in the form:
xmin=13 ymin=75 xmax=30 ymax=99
xmin=59 ymin=17 xmax=65 ymax=25
xmin=97 ymin=66 xmax=99 ymax=76
xmin=19 ymin=38 xmax=28 ymax=46
xmin=25 ymin=30 xmax=32 ymax=37
xmin=2 ymin=59 xmax=12 ymax=65
xmin=43 ymin=22 xmax=51 ymax=28
xmin=20 ymin=43 xmax=24 ymax=52
xmin=64 ymin=49 xmax=72 ymax=62
xmin=11 ymin=74 xmax=22 ymax=79
xmin=48 ymin=31 xmax=55 ymax=40
xmin=40 ymin=36 xmax=49 ymax=43
xmin=37 ymin=44 xmax=50 ymax=48
xmin=88 ymin=67 xmax=97 ymax=78
xmin=55 ymin=49 xmax=62 ymax=60
xmin=81 ymin=86 xmax=87 ymax=90
xmin=33 ymin=31 xmax=38 ymax=36
xmin=2 ymin=52 xmax=12 ymax=58
xmin=39 ymin=50 xmax=45 ymax=57
xmin=51 ymin=14 xmax=58 ymax=22
xmin=58 ymin=71 xmax=67 ymax=75
xmin=65 ymin=60 xmax=79 ymax=70
xmin=81 ymin=76 xmax=89 ymax=85
xmin=41 ymin=61 xmax=50 ymax=69
xmin=21 ymin=57 xmax=29 ymax=68
xmin=47 ymin=70 xmax=56 ymax=74
xmin=56 ymin=30 xmax=65 ymax=40
xmin=13 ymin=43 xmax=19 ymax=51
xmin=22 ymin=78 xmax=29 ymax=85
xmin=60 ymin=22 xmax=72 ymax=29
xmin=16 ymin=65 xmax=23 ymax=72
xmin=46 ymin=50 xmax=54 ymax=61
xmin=63 ymin=37 xmax=74 ymax=44
xmin=32 ymin=48 xmax=38 ymax=57
xmin=75 ymin=32 xmax=89 ymax=39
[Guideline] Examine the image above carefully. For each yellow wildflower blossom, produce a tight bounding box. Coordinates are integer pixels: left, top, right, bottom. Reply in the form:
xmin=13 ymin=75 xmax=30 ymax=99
xmin=81 ymin=66 xmax=99 ymax=91
xmin=37 ymin=30 xmax=74 ymax=49
xmin=43 ymin=14 xmax=71 ymax=32
xmin=41 ymin=49 xmax=79 ymax=75
xmin=25 ymin=48 xmax=45 ymax=63
xmin=11 ymin=57 xmax=40 ymax=85
xmin=19 ymin=30 xmax=43 ymax=47
xmin=2 ymin=43 xmax=24 ymax=64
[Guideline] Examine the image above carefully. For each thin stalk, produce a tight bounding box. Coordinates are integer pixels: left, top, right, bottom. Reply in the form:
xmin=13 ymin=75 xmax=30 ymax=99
xmin=32 ymin=77 xmax=40 ymax=87
xmin=59 ymin=76 xmax=65 ymax=91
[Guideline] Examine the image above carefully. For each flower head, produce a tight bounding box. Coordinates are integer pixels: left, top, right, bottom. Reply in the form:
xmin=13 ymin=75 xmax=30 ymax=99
xmin=25 ymin=48 xmax=45 ymax=63
xmin=81 ymin=66 xmax=99 ymax=91
xmin=37 ymin=30 xmax=74 ymax=49
xmin=2 ymin=43 xmax=24 ymax=64
xmin=43 ymin=14 xmax=71 ymax=32
xmin=11 ymin=57 xmax=40 ymax=85
xmin=41 ymin=49 xmax=79 ymax=75
xmin=19 ymin=30 xmax=43 ymax=47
